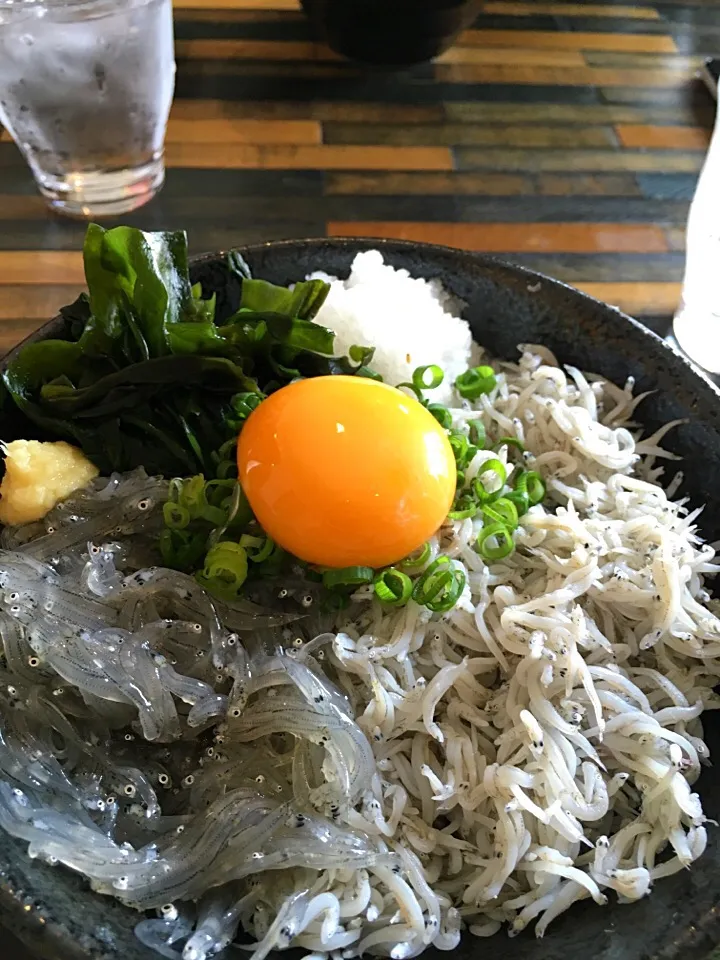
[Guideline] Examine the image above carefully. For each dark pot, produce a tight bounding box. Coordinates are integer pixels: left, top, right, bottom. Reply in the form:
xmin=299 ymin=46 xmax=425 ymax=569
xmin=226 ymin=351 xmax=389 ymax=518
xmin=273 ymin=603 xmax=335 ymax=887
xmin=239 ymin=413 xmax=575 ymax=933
xmin=2 ymin=238 xmax=720 ymax=960
xmin=300 ymin=0 xmax=482 ymax=67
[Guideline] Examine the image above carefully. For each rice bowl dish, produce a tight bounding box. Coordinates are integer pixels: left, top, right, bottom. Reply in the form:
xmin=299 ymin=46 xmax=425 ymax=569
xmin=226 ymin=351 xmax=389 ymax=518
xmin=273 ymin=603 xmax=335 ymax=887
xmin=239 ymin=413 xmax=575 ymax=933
xmin=0 ymin=227 xmax=718 ymax=960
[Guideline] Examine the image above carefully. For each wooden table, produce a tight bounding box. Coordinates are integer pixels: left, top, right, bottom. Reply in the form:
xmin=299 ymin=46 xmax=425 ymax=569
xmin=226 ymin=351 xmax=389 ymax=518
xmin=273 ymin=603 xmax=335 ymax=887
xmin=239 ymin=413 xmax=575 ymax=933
xmin=0 ymin=0 xmax=716 ymax=355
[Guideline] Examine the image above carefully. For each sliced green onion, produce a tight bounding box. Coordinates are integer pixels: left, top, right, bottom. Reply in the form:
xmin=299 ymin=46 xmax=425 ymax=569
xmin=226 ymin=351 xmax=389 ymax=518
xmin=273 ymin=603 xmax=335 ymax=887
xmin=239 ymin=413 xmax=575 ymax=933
xmin=216 ymin=459 xmax=238 ymax=480
xmin=449 ymin=433 xmax=469 ymax=464
xmin=449 ymin=433 xmax=477 ymax=468
xmin=456 ymin=469 xmax=466 ymax=490
xmin=413 ymin=557 xmax=466 ymax=613
xmin=468 ymin=420 xmax=486 ymax=449
xmin=163 ymin=501 xmax=190 ymax=530
xmin=526 ymin=471 xmax=546 ymax=505
xmin=514 ymin=469 xmax=545 ymax=506
xmin=239 ymin=534 xmax=275 ymax=563
xmin=412 ymin=365 xmax=444 ymax=391
xmin=455 ymin=365 xmax=496 ymax=400
xmin=493 ymin=436 xmax=525 ymax=455
xmin=358 ymin=367 xmax=383 ymax=382
xmin=170 ymin=475 xmax=204 ymax=511
xmin=214 ymin=440 xmax=239 ymax=481
xmin=481 ymin=497 xmax=519 ymax=531
xmin=167 ymin=475 xmax=226 ymax=525
xmin=476 ymin=522 xmax=515 ymax=562
xmin=427 ymin=403 xmax=452 ymax=429
xmin=322 ymin=566 xmax=374 ymax=590
xmin=217 ymin=438 xmax=237 ymax=461
xmin=416 ymin=570 xmax=452 ymax=606
xmin=195 ymin=541 xmax=248 ymax=600
xmin=253 ymin=542 xmax=286 ymax=577
xmin=472 ymin=458 xmax=507 ymax=503
xmin=159 ymin=528 xmax=208 ymax=572
xmin=230 ymin=392 xmax=264 ymax=422
xmin=399 ymin=542 xmax=431 ymax=571
xmin=448 ymin=495 xmax=478 ymax=521
xmin=205 ymin=478 xmax=236 ymax=504
xmin=426 ymin=568 xmax=466 ymax=613
xmin=504 ymin=489 xmax=530 ymax=517
xmin=374 ymin=568 xmax=413 ymax=606
xmin=412 ymin=556 xmax=450 ymax=603
xmin=396 ymin=381 xmax=425 ymax=401
xmin=204 ymin=480 xmax=237 ymax=527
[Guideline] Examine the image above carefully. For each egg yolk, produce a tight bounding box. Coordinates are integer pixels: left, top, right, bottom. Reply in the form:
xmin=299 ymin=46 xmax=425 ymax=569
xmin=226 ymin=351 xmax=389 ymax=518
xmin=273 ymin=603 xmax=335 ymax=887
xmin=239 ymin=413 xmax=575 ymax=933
xmin=237 ymin=376 xmax=456 ymax=569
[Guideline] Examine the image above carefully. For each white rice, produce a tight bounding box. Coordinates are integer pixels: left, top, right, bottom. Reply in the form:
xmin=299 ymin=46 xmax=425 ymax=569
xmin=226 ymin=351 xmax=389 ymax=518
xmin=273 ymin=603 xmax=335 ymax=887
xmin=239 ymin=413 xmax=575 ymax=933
xmin=310 ymin=250 xmax=474 ymax=404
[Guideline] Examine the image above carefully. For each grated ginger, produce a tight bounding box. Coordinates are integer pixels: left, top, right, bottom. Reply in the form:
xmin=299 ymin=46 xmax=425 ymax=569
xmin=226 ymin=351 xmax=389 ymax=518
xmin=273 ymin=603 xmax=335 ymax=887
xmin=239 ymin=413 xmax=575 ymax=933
xmin=0 ymin=440 xmax=99 ymax=526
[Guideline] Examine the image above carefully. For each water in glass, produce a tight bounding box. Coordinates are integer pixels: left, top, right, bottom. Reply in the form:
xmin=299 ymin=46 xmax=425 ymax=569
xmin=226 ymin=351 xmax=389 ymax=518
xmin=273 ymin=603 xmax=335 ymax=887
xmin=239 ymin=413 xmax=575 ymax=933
xmin=0 ymin=0 xmax=176 ymax=217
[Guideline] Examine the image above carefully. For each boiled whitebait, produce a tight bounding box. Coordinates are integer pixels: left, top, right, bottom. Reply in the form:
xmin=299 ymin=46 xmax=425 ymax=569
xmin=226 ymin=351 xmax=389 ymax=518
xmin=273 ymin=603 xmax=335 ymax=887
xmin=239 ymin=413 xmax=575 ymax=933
xmin=0 ymin=347 xmax=718 ymax=960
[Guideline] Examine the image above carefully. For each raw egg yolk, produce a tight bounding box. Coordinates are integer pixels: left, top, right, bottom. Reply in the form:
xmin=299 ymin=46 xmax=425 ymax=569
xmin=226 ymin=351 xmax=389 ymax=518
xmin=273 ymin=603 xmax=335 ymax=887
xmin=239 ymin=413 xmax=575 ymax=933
xmin=237 ymin=376 xmax=456 ymax=569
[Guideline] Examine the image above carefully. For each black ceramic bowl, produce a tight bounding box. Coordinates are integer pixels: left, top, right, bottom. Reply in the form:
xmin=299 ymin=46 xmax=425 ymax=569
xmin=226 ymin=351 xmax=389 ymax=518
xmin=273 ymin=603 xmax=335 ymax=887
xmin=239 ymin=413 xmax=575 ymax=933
xmin=2 ymin=238 xmax=720 ymax=960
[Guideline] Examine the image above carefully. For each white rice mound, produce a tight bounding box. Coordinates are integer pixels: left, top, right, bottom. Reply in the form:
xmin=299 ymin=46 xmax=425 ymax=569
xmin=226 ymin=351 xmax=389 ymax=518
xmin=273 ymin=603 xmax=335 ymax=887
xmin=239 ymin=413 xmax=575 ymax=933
xmin=310 ymin=250 xmax=474 ymax=403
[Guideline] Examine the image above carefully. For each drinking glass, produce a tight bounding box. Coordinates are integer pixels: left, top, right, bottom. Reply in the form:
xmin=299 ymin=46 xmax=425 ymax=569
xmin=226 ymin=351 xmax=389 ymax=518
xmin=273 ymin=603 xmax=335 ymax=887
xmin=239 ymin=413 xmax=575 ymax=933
xmin=0 ymin=0 xmax=176 ymax=218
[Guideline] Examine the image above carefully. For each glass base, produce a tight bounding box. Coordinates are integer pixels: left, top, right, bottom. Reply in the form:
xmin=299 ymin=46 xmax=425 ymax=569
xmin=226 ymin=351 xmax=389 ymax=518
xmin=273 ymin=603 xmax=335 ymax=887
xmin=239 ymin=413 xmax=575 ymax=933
xmin=37 ymin=156 xmax=165 ymax=218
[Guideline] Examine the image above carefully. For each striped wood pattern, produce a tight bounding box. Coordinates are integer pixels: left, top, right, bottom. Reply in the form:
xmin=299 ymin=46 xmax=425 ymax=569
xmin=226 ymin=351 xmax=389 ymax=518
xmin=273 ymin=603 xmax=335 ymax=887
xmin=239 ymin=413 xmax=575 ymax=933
xmin=0 ymin=0 xmax=713 ymax=340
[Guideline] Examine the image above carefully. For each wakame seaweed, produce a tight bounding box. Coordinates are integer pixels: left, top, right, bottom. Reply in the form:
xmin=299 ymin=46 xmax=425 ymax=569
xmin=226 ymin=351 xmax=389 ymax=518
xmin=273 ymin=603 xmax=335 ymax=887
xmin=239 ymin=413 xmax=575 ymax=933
xmin=1 ymin=224 xmax=362 ymax=477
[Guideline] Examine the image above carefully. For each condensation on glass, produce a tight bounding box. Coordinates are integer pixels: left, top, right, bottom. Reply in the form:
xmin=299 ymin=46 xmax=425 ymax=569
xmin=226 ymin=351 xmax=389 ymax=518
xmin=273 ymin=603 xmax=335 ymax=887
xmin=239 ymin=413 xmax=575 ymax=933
xmin=0 ymin=0 xmax=176 ymax=217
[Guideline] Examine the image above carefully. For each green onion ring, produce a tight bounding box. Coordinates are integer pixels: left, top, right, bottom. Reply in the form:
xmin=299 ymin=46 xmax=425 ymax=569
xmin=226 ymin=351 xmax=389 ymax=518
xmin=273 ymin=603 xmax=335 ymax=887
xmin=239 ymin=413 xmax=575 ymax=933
xmin=504 ymin=489 xmax=530 ymax=516
xmin=448 ymin=494 xmax=478 ymax=521
xmin=425 ymin=567 xmax=466 ymax=613
xmin=399 ymin=542 xmax=431 ymax=571
xmin=493 ymin=436 xmax=525 ymax=455
xmin=525 ymin=470 xmax=546 ymax=505
xmin=159 ymin=528 xmax=207 ymax=571
xmin=455 ymin=365 xmax=497 ymax=400
xmin=231 ymin=392 xmax=264 ymax=421
xmin=427 ymin=403 xmax=452 ymax=429
xmin=468 ymin=420 xmax=486 ymax=449
xmin=163 ymin=501 xmax=190 ymax=530
xmin=476 ymin=522 xmax=515 ymax=561
xmin=412 ymin=364 xmax=444 ymax=391
xmin=514 ymin=470 xmax=528 ymax=495
xmin=322 ymin=566 xmax=375 ymax=590
xmin=472 ymin=458 xmax=507 ymax=503
xmin=481 ymin=497 xmax=519 ymax=531
xmin=396 ymin=382 xmax=425 ymax=402
xmin=196 ymin=541 xmax=249 ymax=600
xmin=415 ymin=569 xmax=453 ymax=605
xmin=374 ymin=568 xmax=413 ymax=606
xmin=239 ymin=534 xmax=275 ymax=563
xmin=412 ymin=556 xmax=453 ymax=605
xmin=449 ymin=433 xmax=478 ymax=468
